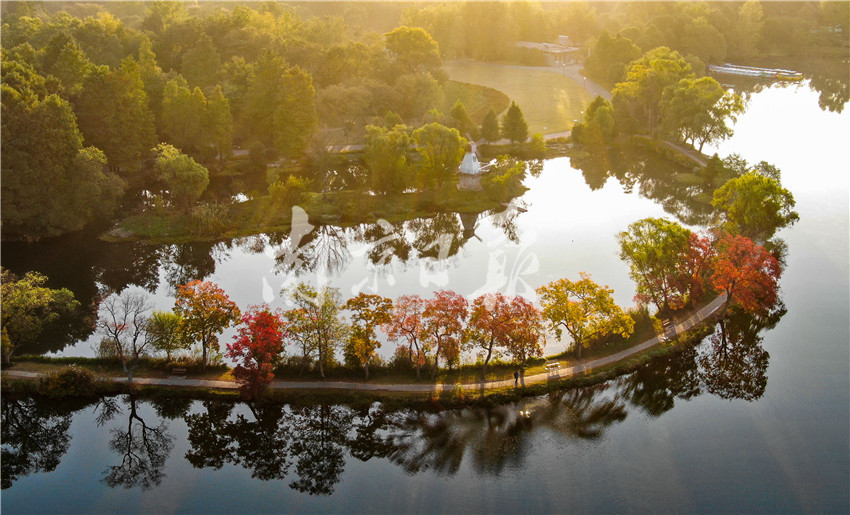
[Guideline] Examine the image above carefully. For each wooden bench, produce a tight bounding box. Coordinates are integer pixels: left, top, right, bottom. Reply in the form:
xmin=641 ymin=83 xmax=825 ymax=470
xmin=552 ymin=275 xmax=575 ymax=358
xmin=545 ymin=362 xmax=561 ymax=372
xmin=170 ymin=368 xmax=187 ymax=376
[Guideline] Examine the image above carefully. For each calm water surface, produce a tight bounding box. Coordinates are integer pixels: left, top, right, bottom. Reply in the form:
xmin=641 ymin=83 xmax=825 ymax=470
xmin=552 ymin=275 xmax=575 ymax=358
xmin=2 ymin=83 xmax=848 ymax=512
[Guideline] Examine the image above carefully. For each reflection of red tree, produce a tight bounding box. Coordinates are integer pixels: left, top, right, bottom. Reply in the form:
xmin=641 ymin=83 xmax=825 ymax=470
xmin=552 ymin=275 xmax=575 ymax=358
xmin=711 ymin=234 xmax=781 ymax=317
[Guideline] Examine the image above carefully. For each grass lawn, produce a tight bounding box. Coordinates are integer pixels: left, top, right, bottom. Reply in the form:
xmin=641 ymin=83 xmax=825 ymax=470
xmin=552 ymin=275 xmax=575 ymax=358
xmin=444 ymin=60 xmax=594 ymax=134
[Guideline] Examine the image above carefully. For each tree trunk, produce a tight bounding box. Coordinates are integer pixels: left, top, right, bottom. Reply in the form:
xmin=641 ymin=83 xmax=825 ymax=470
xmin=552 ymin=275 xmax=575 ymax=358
xmin=576 ymin=340 xmax=583 ymax=360
xmin=480 ymin=341 xmax=494 ymax=383
xmin=364 ymin=362 xmax=370 ymax=381
xmin=318 ymin=346 xmax=326 ymax=379
xmin=201 ymin=340 xmax=208 ymax=372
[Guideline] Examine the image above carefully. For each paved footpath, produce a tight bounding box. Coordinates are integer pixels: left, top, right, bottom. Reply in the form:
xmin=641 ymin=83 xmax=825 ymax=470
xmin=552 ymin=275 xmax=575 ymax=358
xmin=3 ymin=295 xmax=726 ymax=394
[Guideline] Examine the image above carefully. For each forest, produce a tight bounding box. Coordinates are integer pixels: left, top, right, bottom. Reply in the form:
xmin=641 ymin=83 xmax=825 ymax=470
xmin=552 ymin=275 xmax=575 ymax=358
xmin=1 ymin=1 xmax=846 ymax=241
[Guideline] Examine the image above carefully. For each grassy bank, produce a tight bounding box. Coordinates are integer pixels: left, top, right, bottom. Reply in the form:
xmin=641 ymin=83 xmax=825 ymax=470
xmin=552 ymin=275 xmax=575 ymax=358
xmin=444 ymin=60 xmax=593 ymax=134
xmin=105 ymin=181 xmax=523 ymax=243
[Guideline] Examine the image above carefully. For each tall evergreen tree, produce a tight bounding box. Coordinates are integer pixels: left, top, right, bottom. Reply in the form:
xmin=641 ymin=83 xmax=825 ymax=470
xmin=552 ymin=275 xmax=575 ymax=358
xmin=481 ymin=107 xmax=501 ymax=143
xmin=501 ymin=101 xmax=528 ymax=144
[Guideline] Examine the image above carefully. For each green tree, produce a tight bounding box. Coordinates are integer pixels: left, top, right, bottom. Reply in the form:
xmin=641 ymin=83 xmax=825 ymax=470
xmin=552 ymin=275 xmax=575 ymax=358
xmin=501 ymin=101 xmax=528 ymax=144
xmin=364 ymin=124 xmax=411 ymax=195
xmin=712 ymin=172 xmax=799 ymax=241
xmin=613 ymin=47 xmax=694 ymax=135
xmin=160 ymin=76 xmax=208 ymax=160
xmin=284 ymin=283 xmax=347 ymax=380
xmin=680 ymin=16 xmax=727 ymax=64
xmin=152 ymin=143 xmax=210 ymax=211
xmin=1 ymin=269 xmax=79 ymax=365
xmin=572 ymin=96 xmax=615 ymax=146
xmin=204 ymin=85 xmax=232 ymax=162
xmin=2 ymin=57 xmax=125 ymax=240
xmin=448 ymin=100 xmax=474 ymax=137
xmin=180 ymin=33 xmax=221 ymax=88
xmin=73 ymin=58 xmax=156 ymax=175
xmin=618 ymin=217 xmax=694 ymax=313
xmin=393 ymin=72 xmax=441 ymax=120
xmin=662 ymin=76 xmax=744 ymax=151
xmin=412 ymin=122 xmax=466 ymax=190
xmin=273 ymin=66 xmax=318 ymax=158
xmin=584 ymin=31 xmax=642 ymax=88
xmin=536 ymin=273 xmax=635 ymax=359
xmin=384 ymin=26 xmax=441 ymax=73
xmin=481 ymin=107 xmax=500 ymax=143
xmin=147 ymin=310 xmax=190 ymax=360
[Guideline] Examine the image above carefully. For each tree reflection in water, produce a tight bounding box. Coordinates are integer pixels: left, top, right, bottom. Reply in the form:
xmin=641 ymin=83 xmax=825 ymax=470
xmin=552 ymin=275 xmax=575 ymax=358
xmin=1 ymin=397 xmax=75 ymax=490
xmin=1 ymin=305 xmax=783 ymax=494
xmin=97 ymin=395 xmax=174 ymax=490
xmin=699 ymin=304 xmax=785 ymax=402
xmin=569 ymin=147 xmax=716 ymax=227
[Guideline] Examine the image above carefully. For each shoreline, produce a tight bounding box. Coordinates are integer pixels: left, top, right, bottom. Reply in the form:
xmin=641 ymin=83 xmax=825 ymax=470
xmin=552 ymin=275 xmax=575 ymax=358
xmin=2 ymin=294 xmax=725 ymax=403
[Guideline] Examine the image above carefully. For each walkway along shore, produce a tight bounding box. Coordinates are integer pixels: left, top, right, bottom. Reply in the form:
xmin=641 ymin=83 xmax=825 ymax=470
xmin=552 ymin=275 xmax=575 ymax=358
xmin=3 ymin=295 xmax=727 ymax=394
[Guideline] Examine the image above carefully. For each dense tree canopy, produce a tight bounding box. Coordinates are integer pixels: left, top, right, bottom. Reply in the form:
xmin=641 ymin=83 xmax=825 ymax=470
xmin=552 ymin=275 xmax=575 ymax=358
xmin=536 ymin=273 xmax=634 ymax=359
xmin=661 ymin=76 xmax=744 ymax=151
xmin=1 ymin=54 xmax=125 ymax=240
xmin=711 ymin=171 xmax=799 ymax=241
xmin=152 ymin=143 xmax=210 ymax=211
xmin=412 ymin=122 xmax=466 ymax=190
xmin=618 ymin=217 xmax=695 ymax=313
xmin=174 ymin=280 xmax=241 ymax=370
xmin=613 ymin=47 xmax=694 ymax=135
xmin=0 ymin=268 xmax=79 ymax=365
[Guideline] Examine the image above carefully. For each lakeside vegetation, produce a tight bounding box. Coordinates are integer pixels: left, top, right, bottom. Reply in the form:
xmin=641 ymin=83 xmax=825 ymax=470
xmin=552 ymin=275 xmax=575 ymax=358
xmin=0 ymin=1 xmax=834 ymax=404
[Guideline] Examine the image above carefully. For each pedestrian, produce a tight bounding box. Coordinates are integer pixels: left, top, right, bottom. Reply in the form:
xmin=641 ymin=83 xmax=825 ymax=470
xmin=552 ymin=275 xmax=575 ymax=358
xmin=514 ymin=369 xmax=519 ymax=387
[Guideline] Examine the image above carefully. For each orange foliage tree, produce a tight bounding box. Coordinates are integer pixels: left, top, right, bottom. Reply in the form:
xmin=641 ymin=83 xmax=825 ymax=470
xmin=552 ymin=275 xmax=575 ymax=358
xmin=385 ymin=295 xmax=429 ymax=380
xmin=465 ymin=293 xmax=519 ymax=382
xmin=711 ymin=234 xmax=781 ymax=317
xmin=503 ymin=296 xmax=545 ymax=382
xmin=421 ymin=290 xmax=469 ymax=379
xmin=174 ymin=280 xmax=241 ymax=370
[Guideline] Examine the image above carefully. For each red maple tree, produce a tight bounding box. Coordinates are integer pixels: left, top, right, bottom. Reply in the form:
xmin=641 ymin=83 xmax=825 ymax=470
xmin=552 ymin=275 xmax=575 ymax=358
xmin=384 ymin=295 xmax=427 ymax=380
xmin=226 ymin=305 xmax=287 ymax=398
xmin=711 ymin=234 xmax=781 ymax=317
xmin=466 ymin=293 xmax=516 ymax=382
xmin=421 ymin=290 xmax=469 ymax=378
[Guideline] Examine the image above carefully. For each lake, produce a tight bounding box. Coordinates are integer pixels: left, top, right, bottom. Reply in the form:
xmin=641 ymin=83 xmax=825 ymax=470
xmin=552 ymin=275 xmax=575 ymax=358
xmin=2 ymin=81 xmax=848 ymax=512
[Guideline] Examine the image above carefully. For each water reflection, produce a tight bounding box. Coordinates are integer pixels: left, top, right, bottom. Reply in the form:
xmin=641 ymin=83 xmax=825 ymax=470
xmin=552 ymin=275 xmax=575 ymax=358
xmin=1 ymin=310 xmax=782 ymax=494
xmin=1 ymin=397 xmax=75 ymax=490
xmin=97 ymin=396 xmax=175 ymax=490
xmin=570 ymin=146 xmax=716 ymax=226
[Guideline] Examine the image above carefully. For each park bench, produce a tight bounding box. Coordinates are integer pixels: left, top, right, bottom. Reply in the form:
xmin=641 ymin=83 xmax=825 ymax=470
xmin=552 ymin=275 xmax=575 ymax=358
xmin=545 ymin=362 xmax=561 ymax=372
xmin=170 ymin=368 xmax=187 ymax=376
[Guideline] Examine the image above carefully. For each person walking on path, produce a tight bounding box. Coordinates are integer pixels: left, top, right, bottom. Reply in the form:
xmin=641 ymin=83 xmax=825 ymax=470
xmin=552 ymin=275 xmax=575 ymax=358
xmin=514 ymin=369 xmax=520 ymax=387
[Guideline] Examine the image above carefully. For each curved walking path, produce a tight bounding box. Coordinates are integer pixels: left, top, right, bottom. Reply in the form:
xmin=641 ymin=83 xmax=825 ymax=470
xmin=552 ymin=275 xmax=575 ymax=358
xmin=3 ymin=295 xmax=726 ymax=394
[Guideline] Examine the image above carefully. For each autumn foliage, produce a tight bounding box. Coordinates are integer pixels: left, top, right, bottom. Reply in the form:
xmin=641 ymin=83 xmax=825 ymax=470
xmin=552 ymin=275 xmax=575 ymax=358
xmin=344 ymin=293 xmax=393 ymax=380
xmin=174 ymin=280 xmax=241 ymax=370
xmin=710 ymin=234 xmax=781 ymax=317
xmin=226 ymin=305 xmax=287 ymax=398
xmin=421 ymin=290 xmax=469 ymax=378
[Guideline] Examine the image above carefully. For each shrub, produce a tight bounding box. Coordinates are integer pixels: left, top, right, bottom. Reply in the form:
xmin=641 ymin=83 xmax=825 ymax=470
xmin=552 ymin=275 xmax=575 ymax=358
xmin=38 ymin=365 xmax=98 ymax=398
xmin=482 ymin=157 xmax=527 ymax=200
xmin=190 ymin=202 xmax=229 ymax=236
xmin=269 ymin=175 xmax=309 ymax=207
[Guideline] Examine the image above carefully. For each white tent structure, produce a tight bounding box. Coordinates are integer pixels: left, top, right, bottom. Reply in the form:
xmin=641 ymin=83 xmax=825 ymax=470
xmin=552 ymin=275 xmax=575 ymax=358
xmin=457 ymin=141 xmax=490 ymax=191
